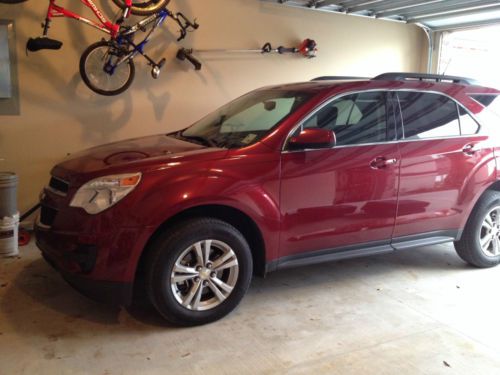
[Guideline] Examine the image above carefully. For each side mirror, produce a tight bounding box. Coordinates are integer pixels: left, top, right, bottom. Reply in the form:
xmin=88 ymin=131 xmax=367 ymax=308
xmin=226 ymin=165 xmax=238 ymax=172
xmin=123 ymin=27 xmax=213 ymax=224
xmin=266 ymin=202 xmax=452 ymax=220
xmin=288 ymin=128 xmax=336 ymax=151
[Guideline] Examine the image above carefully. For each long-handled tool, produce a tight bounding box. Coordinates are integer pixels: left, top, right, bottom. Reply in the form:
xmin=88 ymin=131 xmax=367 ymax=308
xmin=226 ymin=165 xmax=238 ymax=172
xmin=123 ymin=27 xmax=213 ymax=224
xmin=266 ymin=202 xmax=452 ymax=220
xmin=177 ymin=38 xmax=318 ymax=70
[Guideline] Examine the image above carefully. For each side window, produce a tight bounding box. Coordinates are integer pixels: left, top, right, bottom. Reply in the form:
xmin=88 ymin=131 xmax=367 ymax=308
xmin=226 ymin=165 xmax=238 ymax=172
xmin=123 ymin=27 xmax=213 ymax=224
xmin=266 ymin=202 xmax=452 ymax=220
xmin=303 ymin=92 xmax=388 ymax=146
xmin=397 ymin=92 xmax=460 ymax=139
xmin=458 ymin=106 xmax=480 ymax=135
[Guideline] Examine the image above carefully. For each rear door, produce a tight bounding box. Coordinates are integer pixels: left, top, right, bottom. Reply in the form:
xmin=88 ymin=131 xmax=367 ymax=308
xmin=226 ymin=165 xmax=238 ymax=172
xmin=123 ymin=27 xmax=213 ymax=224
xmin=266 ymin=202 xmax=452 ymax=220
xmin=279 ymin=91 xmax=401 ymax=258
xmin=393 ymin=91 xmax=495 ymax=242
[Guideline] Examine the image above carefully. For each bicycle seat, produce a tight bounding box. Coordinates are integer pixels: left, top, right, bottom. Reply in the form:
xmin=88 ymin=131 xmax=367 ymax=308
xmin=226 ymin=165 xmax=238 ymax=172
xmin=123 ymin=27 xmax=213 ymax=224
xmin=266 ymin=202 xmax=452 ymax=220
xmin=27 ymin=37 xmax=63 ymax=52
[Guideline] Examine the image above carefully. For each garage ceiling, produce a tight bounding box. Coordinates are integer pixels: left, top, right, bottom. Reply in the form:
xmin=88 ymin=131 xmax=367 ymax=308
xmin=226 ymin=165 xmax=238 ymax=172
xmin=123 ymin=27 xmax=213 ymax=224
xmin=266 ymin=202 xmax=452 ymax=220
xmin=261 ymin=0 xmax=500 ymax=31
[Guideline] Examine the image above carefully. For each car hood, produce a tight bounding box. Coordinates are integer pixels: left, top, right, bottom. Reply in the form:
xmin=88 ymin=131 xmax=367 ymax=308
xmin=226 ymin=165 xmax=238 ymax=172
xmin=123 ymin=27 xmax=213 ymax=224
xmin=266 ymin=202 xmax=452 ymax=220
xmin=52 ymin=134 xmax=228 ymax=180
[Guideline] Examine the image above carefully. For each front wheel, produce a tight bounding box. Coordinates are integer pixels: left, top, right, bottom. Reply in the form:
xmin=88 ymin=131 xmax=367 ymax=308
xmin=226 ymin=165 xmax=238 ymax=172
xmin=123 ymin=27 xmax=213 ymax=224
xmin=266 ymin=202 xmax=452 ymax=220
xmin=145 ymin=218 xmax=253 ymax=326
xmin=79 ymin=41 xmax=135 ymax=96
xmin=455 ymin=190 xmax=500 ymax=268
xmin=111 ymin=0 xmax=170 ymax=16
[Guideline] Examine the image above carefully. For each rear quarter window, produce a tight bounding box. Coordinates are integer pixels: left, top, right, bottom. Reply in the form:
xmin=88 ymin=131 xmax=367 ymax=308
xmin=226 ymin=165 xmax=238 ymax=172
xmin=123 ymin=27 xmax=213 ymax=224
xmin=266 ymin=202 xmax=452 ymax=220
xmin=397 ymin=92 xmax=460 ymax=139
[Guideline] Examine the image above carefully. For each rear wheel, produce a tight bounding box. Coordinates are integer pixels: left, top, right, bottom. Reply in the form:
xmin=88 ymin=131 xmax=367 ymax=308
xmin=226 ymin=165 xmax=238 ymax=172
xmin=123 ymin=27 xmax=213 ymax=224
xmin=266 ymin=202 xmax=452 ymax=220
xmin=455 ymin=190 xmax=500 ymax=268
xmin=111 ymin=0 xmax=170 ymax=16
xmin=145 ymin=218 xmax=253 ymax=326
xmin=79 ymin=41 xmax=135 ymax=96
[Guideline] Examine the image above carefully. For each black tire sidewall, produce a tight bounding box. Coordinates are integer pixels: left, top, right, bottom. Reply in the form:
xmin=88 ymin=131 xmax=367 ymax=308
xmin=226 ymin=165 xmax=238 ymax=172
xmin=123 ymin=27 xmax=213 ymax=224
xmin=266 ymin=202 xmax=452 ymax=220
xmin=458 ymin=191 xmax=500 ymax=267
xmin=147 ymin=219 xmax=253 ymax=326
xmin=79 ymin=41 xmax=135 ymax=96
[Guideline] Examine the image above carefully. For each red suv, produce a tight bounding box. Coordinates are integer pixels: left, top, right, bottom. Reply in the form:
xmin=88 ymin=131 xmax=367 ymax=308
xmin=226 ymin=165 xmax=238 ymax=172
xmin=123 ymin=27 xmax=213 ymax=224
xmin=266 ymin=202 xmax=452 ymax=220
xmin=36 ymin=73 xmax=500 ymax=325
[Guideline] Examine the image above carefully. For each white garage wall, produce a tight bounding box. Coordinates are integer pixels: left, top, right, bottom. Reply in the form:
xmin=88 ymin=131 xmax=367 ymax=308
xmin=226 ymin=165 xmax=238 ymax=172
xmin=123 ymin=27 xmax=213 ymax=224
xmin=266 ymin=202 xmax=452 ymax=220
xmin=0 ymin=0 xmax=426 ymax=212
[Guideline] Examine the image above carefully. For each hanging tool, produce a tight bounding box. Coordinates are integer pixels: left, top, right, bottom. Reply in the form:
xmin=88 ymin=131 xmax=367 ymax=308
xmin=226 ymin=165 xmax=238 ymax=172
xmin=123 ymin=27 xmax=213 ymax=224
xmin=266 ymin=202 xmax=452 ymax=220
xmin=177 ymin=38 xmax=318 ymax=70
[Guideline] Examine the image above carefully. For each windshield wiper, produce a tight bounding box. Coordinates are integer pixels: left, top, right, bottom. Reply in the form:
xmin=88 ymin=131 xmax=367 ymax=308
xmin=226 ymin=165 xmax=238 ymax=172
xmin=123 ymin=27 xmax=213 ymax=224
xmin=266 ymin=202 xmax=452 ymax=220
xmin=179 ymin=133 xmax=218 ymax=148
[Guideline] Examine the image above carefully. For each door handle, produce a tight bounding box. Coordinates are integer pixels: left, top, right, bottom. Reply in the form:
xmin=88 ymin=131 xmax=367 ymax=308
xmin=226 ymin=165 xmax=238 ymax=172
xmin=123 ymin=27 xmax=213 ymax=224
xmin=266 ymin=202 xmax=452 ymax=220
xmin=463 ymin=143 xmax=479 ymax=156
xmin=370 ymin=157 xmax=398 ymax=169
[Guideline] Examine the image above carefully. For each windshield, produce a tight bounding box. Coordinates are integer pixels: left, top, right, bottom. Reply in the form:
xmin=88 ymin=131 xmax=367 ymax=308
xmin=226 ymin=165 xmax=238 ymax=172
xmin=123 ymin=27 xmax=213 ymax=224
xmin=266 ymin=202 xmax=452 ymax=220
xmin=178 ymin=89 xmax=313 ymax=148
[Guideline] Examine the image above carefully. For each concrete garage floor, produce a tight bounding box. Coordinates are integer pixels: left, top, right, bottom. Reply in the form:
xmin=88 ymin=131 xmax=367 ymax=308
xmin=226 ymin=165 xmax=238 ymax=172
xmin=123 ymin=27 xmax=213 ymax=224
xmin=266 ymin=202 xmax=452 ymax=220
xmin=1 ymin=242 xmax=500 ymax=375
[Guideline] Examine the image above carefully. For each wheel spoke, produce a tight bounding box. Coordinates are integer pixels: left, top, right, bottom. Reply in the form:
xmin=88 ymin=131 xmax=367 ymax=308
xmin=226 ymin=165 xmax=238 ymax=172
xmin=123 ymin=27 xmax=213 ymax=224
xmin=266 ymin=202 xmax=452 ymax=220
xmin=495 ymin=210 xmax=500 ymax=226
xmin=214 ymin=257 xmax=238 ymax=272
xmin=193 ymin=242 xmax=204 ymax=266
xmin=482 ymin=221 xmax=493 ymax=231
xmin=493 ymin=237 xmax=500 ymax=256
xmin=203 ymin=240 xmax=212 ymax=265
xmin=481 ymin=235 xmax=493 ymax=250
xmin=172 ymin=274 xmax=198 ymax=283
xmin=182 ymin=280 xmax=202 ymax=308
xmin=191 ymin=282 xmax=204 ymax=310
xmin=212 ymin=251 xmax=234 ymax=270
xmin=208 ymin=280 xmax=227 ymax=302
xmin=212 ymin=277 xmax=234 ymax=294
xmin=173 ymin=263 xmax=198 ymax=275
xmin=485 ymin=214 xmax=495 ymax=228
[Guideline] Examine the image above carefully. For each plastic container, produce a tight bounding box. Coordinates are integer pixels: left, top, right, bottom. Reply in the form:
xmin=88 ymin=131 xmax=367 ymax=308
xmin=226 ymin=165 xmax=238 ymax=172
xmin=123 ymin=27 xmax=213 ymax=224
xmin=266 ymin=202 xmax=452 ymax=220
xmin=0 ymin=172 xmax=18 ymax=218
xmin=0 ymin=212 xmax=19 ymax=257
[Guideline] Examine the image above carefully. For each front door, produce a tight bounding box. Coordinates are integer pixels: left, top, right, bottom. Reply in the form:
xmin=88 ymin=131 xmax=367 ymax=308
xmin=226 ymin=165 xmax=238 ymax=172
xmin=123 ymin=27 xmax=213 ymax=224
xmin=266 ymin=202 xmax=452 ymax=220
xmin=279 ymin=91 xmax=400 ymax=258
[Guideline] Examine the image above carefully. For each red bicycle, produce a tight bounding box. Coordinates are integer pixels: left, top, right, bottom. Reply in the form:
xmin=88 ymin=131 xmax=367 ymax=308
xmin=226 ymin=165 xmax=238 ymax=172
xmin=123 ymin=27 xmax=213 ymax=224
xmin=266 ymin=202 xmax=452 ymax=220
xmin=27 ymin=0 xmax=200 ymax=95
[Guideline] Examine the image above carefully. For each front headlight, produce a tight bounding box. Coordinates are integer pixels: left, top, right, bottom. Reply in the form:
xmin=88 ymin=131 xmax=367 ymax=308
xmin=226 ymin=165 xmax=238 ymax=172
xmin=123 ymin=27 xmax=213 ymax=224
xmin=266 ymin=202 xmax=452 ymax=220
xmin=70 ymin=173 xmax=142 ymax=214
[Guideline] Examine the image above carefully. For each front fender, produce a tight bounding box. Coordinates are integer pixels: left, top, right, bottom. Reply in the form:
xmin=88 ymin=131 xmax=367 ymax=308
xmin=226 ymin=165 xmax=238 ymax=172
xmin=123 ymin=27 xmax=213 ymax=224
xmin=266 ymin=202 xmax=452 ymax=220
xmin=123 ymin=156 xmax=281 ymax=278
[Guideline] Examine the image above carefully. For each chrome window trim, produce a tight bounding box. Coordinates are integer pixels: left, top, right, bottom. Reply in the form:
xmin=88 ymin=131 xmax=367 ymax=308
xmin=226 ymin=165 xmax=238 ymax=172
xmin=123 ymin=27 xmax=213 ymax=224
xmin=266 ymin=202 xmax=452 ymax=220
xmin=281 ymin=88 xmax=484 ymax=153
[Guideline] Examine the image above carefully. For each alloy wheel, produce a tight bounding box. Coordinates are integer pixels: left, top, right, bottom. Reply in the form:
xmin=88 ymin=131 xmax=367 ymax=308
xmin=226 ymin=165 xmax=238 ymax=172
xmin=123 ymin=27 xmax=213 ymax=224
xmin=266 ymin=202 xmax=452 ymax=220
xmin=479 ymin=206 xmax=500 ymax=257
xmin=170 ymin=240 xmax=239 ymax=311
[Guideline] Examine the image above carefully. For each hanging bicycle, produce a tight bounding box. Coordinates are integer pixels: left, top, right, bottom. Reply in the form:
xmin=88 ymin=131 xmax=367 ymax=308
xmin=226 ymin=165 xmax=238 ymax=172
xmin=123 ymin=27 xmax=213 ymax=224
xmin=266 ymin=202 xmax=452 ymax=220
xmin=27 ymin=0 xmax=201 ymax=96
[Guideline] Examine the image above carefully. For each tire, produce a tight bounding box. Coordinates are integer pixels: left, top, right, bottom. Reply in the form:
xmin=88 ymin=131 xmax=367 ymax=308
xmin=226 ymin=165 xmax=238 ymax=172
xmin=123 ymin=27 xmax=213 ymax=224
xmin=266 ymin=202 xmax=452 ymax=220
xmin=454 ymin=190 xmax=500 ymax=268
xmin=0 ymin=0 xmax=28 ymax=3
xmin=111 ymin=0 xmax=170 ymax=16
xmin=79 ymin=41 xmax=135 ymax=96
xmin=145 ymin=218 xmax=253 ymax=326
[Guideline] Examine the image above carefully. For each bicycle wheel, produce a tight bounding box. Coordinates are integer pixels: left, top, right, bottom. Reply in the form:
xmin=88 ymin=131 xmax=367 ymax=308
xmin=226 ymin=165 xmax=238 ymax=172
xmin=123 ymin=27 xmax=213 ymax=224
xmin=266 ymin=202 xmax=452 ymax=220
xmin=79 ymin=41 xmax=135 ymax=96
xmin=111 ymin=0 xmax=170 ymax=16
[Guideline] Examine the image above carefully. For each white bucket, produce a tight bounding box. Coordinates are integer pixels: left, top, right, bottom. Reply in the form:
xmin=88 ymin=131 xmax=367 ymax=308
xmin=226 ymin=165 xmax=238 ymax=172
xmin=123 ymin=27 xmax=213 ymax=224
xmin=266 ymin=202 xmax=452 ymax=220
xmin=0 ymin=212 xmax=19 ymax=258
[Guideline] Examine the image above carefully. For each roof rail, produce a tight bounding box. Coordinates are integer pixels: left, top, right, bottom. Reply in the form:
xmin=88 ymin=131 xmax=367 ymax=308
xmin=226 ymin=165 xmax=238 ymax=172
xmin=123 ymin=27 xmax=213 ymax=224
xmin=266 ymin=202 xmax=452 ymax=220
xmin=312 ymin=76 xmax=369 ymax=81
xmin=372 ymin=72 xmax=476 ymax=85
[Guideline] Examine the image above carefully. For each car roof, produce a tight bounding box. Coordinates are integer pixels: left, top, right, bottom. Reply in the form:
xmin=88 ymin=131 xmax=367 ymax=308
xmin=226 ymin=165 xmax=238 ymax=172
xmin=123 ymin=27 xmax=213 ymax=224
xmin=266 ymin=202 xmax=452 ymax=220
xmin=266 ymin=74 xmax=500 ymax=98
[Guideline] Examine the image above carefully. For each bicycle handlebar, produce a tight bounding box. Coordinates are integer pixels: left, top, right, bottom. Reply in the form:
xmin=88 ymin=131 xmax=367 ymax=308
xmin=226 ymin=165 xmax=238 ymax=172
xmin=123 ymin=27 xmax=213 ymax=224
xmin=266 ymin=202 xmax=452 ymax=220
xmin=171 ymin=12 xmax=199 ymax=41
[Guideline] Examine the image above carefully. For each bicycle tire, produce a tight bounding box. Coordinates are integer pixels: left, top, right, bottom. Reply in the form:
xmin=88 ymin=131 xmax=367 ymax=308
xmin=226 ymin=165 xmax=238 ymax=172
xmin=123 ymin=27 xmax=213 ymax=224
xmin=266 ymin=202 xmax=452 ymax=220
xmin=0 ymin=0 xmax=29 ymax=3
xmin=79 ymin=41 xmax=135 ymax=96
xmin=111 ymin=0 xmax=170 ymax=16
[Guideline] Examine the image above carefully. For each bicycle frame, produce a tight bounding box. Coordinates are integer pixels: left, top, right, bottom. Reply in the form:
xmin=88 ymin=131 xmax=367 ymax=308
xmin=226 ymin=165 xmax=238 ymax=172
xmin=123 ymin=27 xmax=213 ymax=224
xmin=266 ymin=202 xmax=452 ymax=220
xmin=44 ymin=0 xmax=133 ymax=38
xmin=112 ymin=10 xmax=170 ymax=69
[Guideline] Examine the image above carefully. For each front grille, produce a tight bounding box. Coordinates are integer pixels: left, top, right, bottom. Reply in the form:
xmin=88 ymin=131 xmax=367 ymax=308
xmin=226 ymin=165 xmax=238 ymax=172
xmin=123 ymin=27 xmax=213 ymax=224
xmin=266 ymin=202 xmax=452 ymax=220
xmin=40 ymin=205 xmax=58 ymax=227
xmin=49 ymin=177 xmax=69 ymax=195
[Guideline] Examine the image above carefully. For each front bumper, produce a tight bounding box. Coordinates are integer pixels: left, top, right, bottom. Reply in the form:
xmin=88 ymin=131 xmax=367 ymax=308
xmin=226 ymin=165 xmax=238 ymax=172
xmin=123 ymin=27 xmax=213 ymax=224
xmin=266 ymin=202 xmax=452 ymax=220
xmin=37 ymin=235 xmax=133 ymax=306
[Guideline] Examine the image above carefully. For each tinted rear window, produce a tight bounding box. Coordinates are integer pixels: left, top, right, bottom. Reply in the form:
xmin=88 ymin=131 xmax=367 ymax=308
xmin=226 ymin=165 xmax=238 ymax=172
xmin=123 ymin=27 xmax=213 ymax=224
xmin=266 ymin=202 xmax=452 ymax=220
xmin=470 ymin=94 xmax=500 ymax=116
xmin=398 ymin=92 xmax=460 ymax=139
